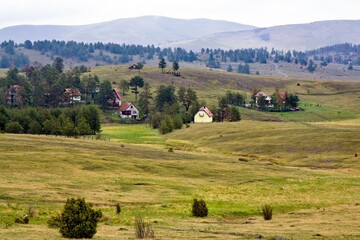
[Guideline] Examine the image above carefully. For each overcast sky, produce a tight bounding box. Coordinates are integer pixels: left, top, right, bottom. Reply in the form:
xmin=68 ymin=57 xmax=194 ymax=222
xmin=0 ymin=0 xmax=359 ymax=29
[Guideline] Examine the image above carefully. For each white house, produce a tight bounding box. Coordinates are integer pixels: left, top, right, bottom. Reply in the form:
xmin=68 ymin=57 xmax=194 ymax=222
xmin=119 ymin=102 xmax=139 ymax=119
xmin=194 ymin=106 xmax=213 ymax=123
xmin=63 ymin=87 xmax=81 ymax=103
xmin=255 ymin=91 xmax=272 ymax=107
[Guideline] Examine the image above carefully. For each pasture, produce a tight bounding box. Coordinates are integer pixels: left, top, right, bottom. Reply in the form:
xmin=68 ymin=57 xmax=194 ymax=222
xmin=1 ymin=65 xmax=360 ymax=239
xmin=0 ymin=119 xmax=360 ymax=239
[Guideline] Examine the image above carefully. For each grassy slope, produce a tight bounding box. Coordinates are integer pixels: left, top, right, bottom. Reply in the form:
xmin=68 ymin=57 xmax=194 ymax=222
xmin=91 ymin=65 xmax=360 ymax=121
xmin=1 ymin=66 xmax=360 ymax=239
xmin=1 ymin=128 xmax=360 ymax=239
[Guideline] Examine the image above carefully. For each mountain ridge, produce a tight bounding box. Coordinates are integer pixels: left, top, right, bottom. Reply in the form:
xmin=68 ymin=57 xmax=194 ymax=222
xmin=0 ymin=16 xmax=255 ymax=45
xmin=1 ymin=17 xmax=360 ymax=52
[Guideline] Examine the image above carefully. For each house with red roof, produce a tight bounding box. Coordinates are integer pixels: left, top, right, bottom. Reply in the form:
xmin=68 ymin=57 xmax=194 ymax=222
xmin=194 ymin=106 xmax=213 ymax=123
xmin=112 ymin=88 xmax=122 ymax=107
xmin=119 ymin=102 xmax=139 ymax=119
xmin=62 ymin=87 xmax=81 ymax=104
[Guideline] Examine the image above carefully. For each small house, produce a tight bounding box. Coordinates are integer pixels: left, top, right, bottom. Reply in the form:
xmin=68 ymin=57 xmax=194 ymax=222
xmin=63 ymin=87 xmax=81 ymax=103
xmin=255 ymin=91 xmax=272 ymax=107
xmin=194 ymin=106 xmax=213 ymax=123
xmin=119 ymin=102 xmax=139 ymax=119
xmin=113 ymin=88 xmax=122 ymax=107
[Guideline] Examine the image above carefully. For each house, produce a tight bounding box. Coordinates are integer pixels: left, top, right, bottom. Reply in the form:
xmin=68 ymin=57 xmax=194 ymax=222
xmin=255 ymin=91 xmax=272 ymax=107
xmin=194 ymin=106 xmax=213 ymax=123
xmin=119 ymin=102 xmax=139 ymax=119
xmin=63 ymin=87 xmax=81 ymax=103
xmin=112 ymin=88 xmax=122 ymax=107
xmin=244 ymin=102 xmax=252 ymax=108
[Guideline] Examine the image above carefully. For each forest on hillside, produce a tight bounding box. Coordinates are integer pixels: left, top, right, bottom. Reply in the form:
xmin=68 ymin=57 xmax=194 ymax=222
xmin=0 ymin=40 xmax=359 ymax=73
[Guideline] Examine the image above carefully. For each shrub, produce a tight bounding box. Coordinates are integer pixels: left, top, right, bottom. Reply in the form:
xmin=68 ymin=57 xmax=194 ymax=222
xmin=5 ymin=121 xmax=23 ymax=133
xmin=15 ymin=214 xmax=29 ymax=224
xmin=59 ymin=198 xmax=102 ymax=239
xmin=26 ymin=204 xmax=36 ymax=218
xmin=47 ymin=214 xmax=61 ymax=228
xmin=116 ymin=203 xmax=121 ymax=214
xmin=261 ymin=204 xmax=273 ymax=220
xmin=134 ymin=216 xmax=155 ymax=238
xmin=192 ymin=199 xmax=208 ymax=217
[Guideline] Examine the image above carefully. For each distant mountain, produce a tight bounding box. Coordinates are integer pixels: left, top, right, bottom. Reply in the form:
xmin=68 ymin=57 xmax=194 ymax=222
xmin=163 ymin=20 xmax=360 ymax=51
xmin=0 ymin=16 xmax=255 ymax=45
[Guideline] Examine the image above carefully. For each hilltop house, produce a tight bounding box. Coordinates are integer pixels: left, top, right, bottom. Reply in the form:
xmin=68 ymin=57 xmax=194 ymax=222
xmin=194 ymin=106 xmax=213 ymax=123
xmin=63 ymin=87 xmax=81 ymax=104
xmin=113 ymin=88 xmax=122 ymax=107
xmin=119 ymin=102 xmax=139 ymax=119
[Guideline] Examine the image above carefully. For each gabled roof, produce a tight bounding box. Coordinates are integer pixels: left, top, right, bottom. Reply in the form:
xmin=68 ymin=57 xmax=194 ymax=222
xmin=113 ymin=88 xmax=122 ymax=101
xmin=64 ymin=87 xmax=81 ymax=96
xmin=255 ymin=91 xmax=267 ymax=98
xmin=199 ymin=106 xmax=213 ymax=117
xmin=120 ymin=102 xmax=134 ymax=112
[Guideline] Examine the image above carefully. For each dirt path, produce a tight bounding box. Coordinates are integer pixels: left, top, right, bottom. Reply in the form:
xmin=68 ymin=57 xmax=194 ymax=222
xmin=271 ymin=62 xmax=289 ymax=78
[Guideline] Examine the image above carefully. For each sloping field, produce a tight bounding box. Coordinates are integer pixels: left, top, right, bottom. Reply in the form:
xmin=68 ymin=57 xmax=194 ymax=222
xmin=91 ymin=65 xmax=360 ymax=121
xmin=0 ymin=120 xmax=360 ymax=239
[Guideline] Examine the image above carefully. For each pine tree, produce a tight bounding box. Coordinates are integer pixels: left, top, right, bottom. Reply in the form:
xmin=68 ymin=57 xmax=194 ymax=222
xmin=158 ymin=58 xmax=167 ymax=73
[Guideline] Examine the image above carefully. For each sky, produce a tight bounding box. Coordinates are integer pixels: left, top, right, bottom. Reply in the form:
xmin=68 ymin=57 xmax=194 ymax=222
xmin=0 ymin=0 xmax=359 ymax=29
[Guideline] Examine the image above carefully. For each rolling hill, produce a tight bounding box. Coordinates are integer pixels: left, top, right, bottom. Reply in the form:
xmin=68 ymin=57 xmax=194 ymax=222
xmin=0 ymin=16 xmax=255 ymax=45
xmin=2 ymin=17 xmax=360 ymax=52
xmin=162 ymin=20 xmax=360 ymax=51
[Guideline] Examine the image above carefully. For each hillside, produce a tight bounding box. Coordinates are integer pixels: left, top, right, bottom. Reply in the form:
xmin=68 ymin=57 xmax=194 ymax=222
xmin=1 ymin=63 xmax=360 ymax=239
xmin=90 ymin=65 xmax=360 ymax=120
xmin=2 ymin=17 xmax=360 ymax=52
xmin=1 ymin=120 xmax=360 ymax=239
xmin=163 ymin=20 xmax=360 ymax=51
xmin=0 ymin=16 xmax=255 ymax=45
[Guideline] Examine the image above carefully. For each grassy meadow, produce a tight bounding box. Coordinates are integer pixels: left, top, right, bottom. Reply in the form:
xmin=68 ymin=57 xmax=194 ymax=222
xmin=1 ymin=65 xmax=360 ymax=239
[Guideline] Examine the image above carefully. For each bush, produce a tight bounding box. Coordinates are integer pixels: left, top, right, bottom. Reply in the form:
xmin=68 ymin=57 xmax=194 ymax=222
xmin=261 ymin=204 xmax=273 ymax=220
xmin=134 ymin=216 xmax=155 ymax=238
xmin=47 ymin=214 xmax=61 ymax=228
xmin=5 ymin=121 xmax=23 ymax=133
xmin=192 ymin=199 xmax=208 ymax=217
xmin=15 ymin=215 xmax=29 ymax=224
xmin=59 ymin=198 xmax=102 ymax=239
xmin=116 ymin=203 xmax=121 ymax=214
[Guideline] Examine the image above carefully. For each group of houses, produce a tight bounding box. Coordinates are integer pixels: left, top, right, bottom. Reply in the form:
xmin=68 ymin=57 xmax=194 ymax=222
xmin=5 ymin=84 xmax=214 ymax=123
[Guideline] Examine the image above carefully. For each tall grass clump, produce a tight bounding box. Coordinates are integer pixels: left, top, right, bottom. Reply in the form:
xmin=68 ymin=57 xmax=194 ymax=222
xmin=134 ymin=216 xmax=155 ymax=238
xmin=260 ymin=204 xmax=273 ymax=220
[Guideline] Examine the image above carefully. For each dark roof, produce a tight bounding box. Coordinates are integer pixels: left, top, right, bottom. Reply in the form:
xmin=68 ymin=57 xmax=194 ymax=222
xmin=113 ymin=88 xmax=122 ymax=101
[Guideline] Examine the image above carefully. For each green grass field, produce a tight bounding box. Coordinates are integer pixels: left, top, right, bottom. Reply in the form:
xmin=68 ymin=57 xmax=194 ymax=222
xmin=91 ymin=65 xmax=360 ymax=121
xmin=1 ymin=65 xmax=360 ymax=239
xmin=1 ymin=119 xmax=360 ymax=239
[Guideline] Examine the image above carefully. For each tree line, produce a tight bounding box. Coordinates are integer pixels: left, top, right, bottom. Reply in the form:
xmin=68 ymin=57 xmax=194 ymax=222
xmin=0 ymin=105 xmax=101 ymax=136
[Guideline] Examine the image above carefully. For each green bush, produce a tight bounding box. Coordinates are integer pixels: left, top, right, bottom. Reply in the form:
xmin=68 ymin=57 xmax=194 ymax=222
xmin=261 ymin=204 xmax=273 ymax=220
xmin=116 ymin=203 xmax=121 ymax=214
xmin=59 ymin=198 xmax=102 ymax=239
xmin=5 ymin=121 xmax=23 ymax=133
xmin=15 ymin=214 xmax=29 ymax=224
xmin=192 ymin=199 xmax=208 ymax=217
xmin=47 ymin=214 xmax=61 ymax=228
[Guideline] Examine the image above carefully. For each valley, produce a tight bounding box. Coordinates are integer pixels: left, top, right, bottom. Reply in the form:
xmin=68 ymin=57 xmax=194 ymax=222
xmin=1 ymin=64 xmax=359 ymax=239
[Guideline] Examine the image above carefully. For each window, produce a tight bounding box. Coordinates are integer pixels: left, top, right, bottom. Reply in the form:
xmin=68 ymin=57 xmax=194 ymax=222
xmin=199 ymin=112 xmax=204 ymax=117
